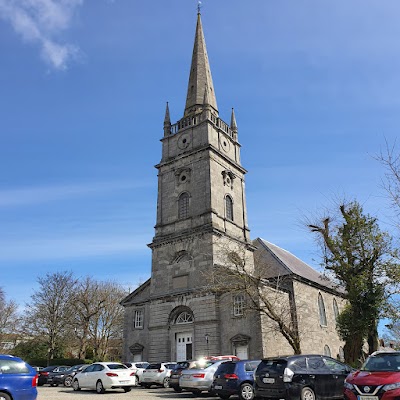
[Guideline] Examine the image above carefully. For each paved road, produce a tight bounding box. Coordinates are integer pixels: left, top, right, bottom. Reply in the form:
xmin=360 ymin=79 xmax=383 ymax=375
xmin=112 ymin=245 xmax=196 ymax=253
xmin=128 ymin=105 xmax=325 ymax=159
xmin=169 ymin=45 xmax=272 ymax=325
xmin=37 ymin=386 xmax=230 ymax=400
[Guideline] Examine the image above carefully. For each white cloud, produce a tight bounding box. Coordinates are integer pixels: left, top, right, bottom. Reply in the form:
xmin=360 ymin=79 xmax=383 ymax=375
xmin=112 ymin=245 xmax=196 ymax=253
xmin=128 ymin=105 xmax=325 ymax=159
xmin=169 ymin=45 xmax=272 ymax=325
xmin=0 ymin=0 xmax=83 ymax=69
xmin=0 ymin=180 xmax=148 ymax=207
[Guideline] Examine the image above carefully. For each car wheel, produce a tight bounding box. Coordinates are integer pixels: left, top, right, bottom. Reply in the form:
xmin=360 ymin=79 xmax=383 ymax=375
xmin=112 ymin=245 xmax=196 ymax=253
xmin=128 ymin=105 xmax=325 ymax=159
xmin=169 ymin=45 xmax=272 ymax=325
xmin=0 ymin=392 xmax=11 ymax=400
xmin=50 ymin=383 xmax=58 ymax=387
xmin=191 ymin=389 xmax=202 ymax=395
xmin=132 ymin=375 xmax=139 ymax=386
xmin=144 ymin=384 xmax=151 ymax=389
xmin=173 ymin=387 xmax=183 ymax=392
xmin=72 ymin=379 xmax=81 ymax=391
xmin=219 ymin=394 xmax=230 ymax=400
xmin=96 ymin=380 xmax=106 ymax=394
xmin=301 ymin=387 xmax=316 ymax=400
xmin=163 ymin=377 xmax=170 ymax=388
xmin=123 ymin=387 xmax=131 ymax=392
xmin=239 ymin=382 xmax=255 ymax=400
xmin=64 ymin=376 xmax=73 ymax=387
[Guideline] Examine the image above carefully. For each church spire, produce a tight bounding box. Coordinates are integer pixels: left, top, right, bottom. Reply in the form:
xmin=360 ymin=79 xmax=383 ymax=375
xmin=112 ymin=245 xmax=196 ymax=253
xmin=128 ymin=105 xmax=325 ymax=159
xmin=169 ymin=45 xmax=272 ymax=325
xmin=184 ymin=10 xmax=218 ymax=117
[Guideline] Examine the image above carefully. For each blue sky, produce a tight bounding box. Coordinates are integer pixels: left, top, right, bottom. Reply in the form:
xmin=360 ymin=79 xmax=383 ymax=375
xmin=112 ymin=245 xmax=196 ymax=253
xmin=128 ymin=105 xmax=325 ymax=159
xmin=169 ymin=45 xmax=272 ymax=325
xmin=1 ymin=0 xmax=399 ymax=316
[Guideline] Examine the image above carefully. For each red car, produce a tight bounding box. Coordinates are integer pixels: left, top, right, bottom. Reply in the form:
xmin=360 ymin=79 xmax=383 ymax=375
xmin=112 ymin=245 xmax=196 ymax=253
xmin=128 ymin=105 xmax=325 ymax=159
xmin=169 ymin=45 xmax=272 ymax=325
xmin=344 ymin=351 xmax=400 ymax=400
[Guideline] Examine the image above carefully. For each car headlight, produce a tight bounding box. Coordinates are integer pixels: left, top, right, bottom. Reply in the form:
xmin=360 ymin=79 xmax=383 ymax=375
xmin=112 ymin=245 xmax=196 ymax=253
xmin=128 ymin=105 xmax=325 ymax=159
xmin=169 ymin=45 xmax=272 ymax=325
xmin=343 ymin=381 xmax=354 ymax=390
xmin=382 ymin=382 xmax=400 ymax=392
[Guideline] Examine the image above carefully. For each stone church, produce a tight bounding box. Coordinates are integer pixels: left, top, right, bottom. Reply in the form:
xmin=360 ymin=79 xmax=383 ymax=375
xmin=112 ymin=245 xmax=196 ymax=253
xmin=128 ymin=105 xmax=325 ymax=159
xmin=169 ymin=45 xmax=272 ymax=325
xmin=121 ymin=11 xmax=345 ymax=363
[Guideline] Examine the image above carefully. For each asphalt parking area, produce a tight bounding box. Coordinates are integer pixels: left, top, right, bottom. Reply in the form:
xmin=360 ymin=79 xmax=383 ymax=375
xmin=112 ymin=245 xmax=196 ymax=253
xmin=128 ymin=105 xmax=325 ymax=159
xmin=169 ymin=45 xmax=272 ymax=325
xmin=37 ymin=386 xmax=227 ymax=399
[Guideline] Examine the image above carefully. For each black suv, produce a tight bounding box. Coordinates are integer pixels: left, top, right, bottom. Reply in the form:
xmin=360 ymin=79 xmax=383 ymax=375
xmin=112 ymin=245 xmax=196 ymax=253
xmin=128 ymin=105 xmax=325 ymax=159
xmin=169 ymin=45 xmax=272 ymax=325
xmin=254 ymin=354 xmax=352 ymax=400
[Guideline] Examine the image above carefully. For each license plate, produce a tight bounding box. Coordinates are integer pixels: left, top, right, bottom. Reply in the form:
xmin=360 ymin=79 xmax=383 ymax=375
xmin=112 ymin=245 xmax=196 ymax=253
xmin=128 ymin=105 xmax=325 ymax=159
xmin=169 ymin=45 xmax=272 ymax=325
xmin=181 ymin=375 xmax=190 ymax=380
xmin=358 ymin=397 xmax=378 ymax=400
xmin=214 ymin=385 xmax=223 ymax=389
xmin=119 ymin=380 xmax=129 ymax=384
xmin=263 ymin=377 xmax=275 ymax=384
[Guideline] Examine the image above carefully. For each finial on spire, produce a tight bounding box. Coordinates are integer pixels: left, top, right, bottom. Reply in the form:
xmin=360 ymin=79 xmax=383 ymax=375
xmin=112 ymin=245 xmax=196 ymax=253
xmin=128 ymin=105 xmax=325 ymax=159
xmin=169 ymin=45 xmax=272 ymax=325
xmin=197 ymin=1 xmax=202 ymax=14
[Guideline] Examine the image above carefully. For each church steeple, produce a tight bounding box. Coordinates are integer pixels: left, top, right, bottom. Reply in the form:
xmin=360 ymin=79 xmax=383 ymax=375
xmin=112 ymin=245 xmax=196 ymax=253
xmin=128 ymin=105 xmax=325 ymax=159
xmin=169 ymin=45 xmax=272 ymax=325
xmin=184 ymin=10 xmax=218 ymax=117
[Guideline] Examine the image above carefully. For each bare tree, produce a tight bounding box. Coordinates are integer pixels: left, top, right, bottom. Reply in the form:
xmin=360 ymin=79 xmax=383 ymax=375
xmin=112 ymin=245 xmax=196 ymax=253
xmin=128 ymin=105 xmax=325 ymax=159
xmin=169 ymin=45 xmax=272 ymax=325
xmin=24 ymin=271 xmax=77 ymax=363
xmin=377 ymin=140 xmax=400 ymax=219
xmin=0 ymin=287 xmax=21 ymax=348
xmin=72 ymin=277 xmax=107 ymax=360
xmin=205 ymin=240 xmax=302 ymax=354
xmin=88 ymin=281 xmax=125 ymax=361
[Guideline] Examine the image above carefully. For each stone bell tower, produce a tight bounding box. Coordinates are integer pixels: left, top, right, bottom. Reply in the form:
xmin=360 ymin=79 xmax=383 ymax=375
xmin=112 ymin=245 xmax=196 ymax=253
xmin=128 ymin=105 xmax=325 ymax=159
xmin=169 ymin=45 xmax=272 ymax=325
xmin=122 ymin=10 xmax=256 ymax=363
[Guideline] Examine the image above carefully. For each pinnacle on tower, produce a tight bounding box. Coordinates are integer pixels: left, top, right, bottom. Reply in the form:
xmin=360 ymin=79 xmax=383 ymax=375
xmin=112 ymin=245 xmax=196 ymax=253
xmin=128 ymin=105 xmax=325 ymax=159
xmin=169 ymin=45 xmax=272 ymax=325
xmin=184 ymin=11 xmax=218 ymax=117
xmin=164 ymin=102 xmax=171 ymax=136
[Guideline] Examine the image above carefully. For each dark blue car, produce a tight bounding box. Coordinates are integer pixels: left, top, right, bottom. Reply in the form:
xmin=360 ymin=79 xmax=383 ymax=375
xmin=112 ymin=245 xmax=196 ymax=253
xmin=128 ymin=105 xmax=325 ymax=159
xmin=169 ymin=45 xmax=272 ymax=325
xmin=0 ymin=354 xmax=38 ymax=400
xmin=213 ymin=359 xmax=261 ymax=400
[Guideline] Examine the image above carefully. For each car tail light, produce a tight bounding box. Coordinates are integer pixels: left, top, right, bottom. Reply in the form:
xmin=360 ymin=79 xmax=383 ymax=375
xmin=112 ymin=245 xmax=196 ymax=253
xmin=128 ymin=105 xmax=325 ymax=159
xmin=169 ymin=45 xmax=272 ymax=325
xmin=42 ymin=372 xmax=49 ymax=376
xmin=283 ymin=367 xmax=294 ymax=383
xmin=223 ymin=373 xmax=239 ymax=380
xmin=106 ymin=372 xmax=119 ymax=377
xmin=158 ymin=369 xmax=164 ymax=373
xmin=192 ymin=373 xmax=205 ymax=378
xmin=130 ymin=372 xmax=137 ymax=376
xmin=32 ymin=375 xmax=38 ymax=387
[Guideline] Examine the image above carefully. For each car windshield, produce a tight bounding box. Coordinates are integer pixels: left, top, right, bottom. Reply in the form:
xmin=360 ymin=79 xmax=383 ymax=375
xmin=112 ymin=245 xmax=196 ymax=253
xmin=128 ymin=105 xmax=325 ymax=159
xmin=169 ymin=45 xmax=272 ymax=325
xmin=107 ymin=363 xmax=127 ymax=370
xmin=361 ymin=354 xmax=400 ymax=372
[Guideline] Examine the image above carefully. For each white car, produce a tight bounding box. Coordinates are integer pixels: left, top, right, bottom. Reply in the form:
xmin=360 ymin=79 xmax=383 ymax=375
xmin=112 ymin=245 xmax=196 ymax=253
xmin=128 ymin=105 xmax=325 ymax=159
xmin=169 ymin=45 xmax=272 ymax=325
xmin=140 ymin=362 xmax=177 ymax=388
xmin=72 ymin=362 xmax=136 ymax=393
xmin=123 ymin=362 xmax=149 ymax=386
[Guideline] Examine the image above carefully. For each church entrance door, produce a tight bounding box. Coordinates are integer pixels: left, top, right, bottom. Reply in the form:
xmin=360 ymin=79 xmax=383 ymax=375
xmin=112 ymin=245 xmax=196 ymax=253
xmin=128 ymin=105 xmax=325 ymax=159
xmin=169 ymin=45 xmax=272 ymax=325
xmin=176 ymin=332 xmax=193 ymax=361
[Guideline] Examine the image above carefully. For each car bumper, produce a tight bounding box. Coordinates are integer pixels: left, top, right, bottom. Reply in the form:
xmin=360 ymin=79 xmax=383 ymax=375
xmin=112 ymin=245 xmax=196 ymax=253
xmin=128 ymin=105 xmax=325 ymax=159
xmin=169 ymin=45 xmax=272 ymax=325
xmin=344 ymin=388 xmax=400 ymax=400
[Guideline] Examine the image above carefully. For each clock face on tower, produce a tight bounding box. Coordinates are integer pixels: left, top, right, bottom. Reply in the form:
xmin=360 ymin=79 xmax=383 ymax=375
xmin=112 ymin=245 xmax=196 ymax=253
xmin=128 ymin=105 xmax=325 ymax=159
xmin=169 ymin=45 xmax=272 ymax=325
xmin=219 ymin=135 xmax=231 ymax=152
xmin=178 ymin=133 xmax=191 ymax=149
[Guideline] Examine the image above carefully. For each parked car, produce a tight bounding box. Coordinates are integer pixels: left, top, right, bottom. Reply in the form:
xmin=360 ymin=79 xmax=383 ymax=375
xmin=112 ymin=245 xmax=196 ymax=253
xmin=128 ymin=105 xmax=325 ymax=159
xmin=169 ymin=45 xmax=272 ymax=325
xmin=169 ymin=361 xmax=192 ymax=392
xmin=254 ymin=354 xmax=352 ymax=400
xmin=139 ymin=362 xmax=177 ymax=388
xmin=47 ymin=364 xmax=87 ymax=387
xmin=123 ymin=362 xmax=149 ymax=386
xmin=72 ymin=362 xmax=136 ymax=393
xmin=344 ymin=351 xmax=400 ymax=400
xmin=38 ymin=365 xmax=70 ymax=386
xmin=0 ymin=354 xmax=38 ymax=400
xmin=213 ymin=359 xmax=261 ymax=400
xmin=180 ymin=359 xmax=234 ymax=395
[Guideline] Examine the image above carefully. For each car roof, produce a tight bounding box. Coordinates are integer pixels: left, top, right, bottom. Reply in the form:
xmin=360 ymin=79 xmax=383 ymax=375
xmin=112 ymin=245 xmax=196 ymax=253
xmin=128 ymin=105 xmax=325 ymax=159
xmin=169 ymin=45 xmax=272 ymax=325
xmin=0 ymin=354 xmax=23 ymax=361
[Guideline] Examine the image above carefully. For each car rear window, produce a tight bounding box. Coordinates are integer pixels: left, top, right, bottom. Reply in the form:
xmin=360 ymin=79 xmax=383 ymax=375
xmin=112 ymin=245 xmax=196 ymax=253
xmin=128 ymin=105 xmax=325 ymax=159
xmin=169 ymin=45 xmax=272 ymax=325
xmin=218 ymin=362 xmax=236 ymax=374
xmin=0 ymin=359 xmax=30 ymax=374
xmin=147 ymin=364 xmax=161 ymax=369
xmin=107 ymin=363 xmax=127 ymax=370
xmin=260 ymin=359 xmax=287 ymax=374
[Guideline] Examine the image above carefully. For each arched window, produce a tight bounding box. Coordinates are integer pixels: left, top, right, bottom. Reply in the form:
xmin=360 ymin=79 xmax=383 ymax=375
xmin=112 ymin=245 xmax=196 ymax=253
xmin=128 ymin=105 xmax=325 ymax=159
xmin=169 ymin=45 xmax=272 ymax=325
xmin=318 ymin=293 xmax=327 ymax=326
xmin=333 ymin=298 xmax=339 ymax=321
xmin=323 ymin=345 xmax=331 ymax=357
xmin=176 ymin=311 xmax=194 ymax=324
xmin=226 ymin=195 xmax=233 ymax=221
xmin=178 ymin=192 xmax=190 ymax=219
xmin=338 ymin=346 xmax=345 ymax=362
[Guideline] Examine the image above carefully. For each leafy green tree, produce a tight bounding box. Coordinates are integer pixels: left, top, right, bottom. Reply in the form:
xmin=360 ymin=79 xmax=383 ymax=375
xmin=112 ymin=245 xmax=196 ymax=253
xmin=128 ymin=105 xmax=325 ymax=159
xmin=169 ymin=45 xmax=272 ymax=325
xmin=309 ymin=201 xmax=399 ymax=365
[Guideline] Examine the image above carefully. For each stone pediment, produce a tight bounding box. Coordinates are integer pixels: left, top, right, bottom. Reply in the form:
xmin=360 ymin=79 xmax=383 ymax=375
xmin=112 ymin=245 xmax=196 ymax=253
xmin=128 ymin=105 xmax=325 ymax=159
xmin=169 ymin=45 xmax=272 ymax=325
xmin=230 ymin=333 xmax=251 ymax=345
xmin=129 ymin=343 xmax=144 ymax=355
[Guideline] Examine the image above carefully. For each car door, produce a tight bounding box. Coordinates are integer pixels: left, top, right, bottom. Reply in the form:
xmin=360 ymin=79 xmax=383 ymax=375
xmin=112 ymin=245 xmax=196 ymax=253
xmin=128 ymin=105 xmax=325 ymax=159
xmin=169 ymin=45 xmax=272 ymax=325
xmin=322 ymin=357 xmax=351 ymax=398
xmin=306 ymin=356 xmax=336 ymax=399
xmin=90 ymin=364 xmax=105 ymax=388
xmin=78 ymin=364 xmax=95 ymax=387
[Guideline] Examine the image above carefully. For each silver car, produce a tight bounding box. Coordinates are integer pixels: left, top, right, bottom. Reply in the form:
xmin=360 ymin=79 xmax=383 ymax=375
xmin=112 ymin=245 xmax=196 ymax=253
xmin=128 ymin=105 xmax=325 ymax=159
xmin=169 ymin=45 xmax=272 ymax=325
xmin=179 ymin=359 xmax=228 ymax=395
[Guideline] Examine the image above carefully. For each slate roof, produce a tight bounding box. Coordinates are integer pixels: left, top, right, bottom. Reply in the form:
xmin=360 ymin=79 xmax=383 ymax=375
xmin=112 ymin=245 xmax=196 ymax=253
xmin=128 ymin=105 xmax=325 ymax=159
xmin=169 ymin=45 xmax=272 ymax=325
xmin=255 ymin=238 xmax=343 ymax=293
